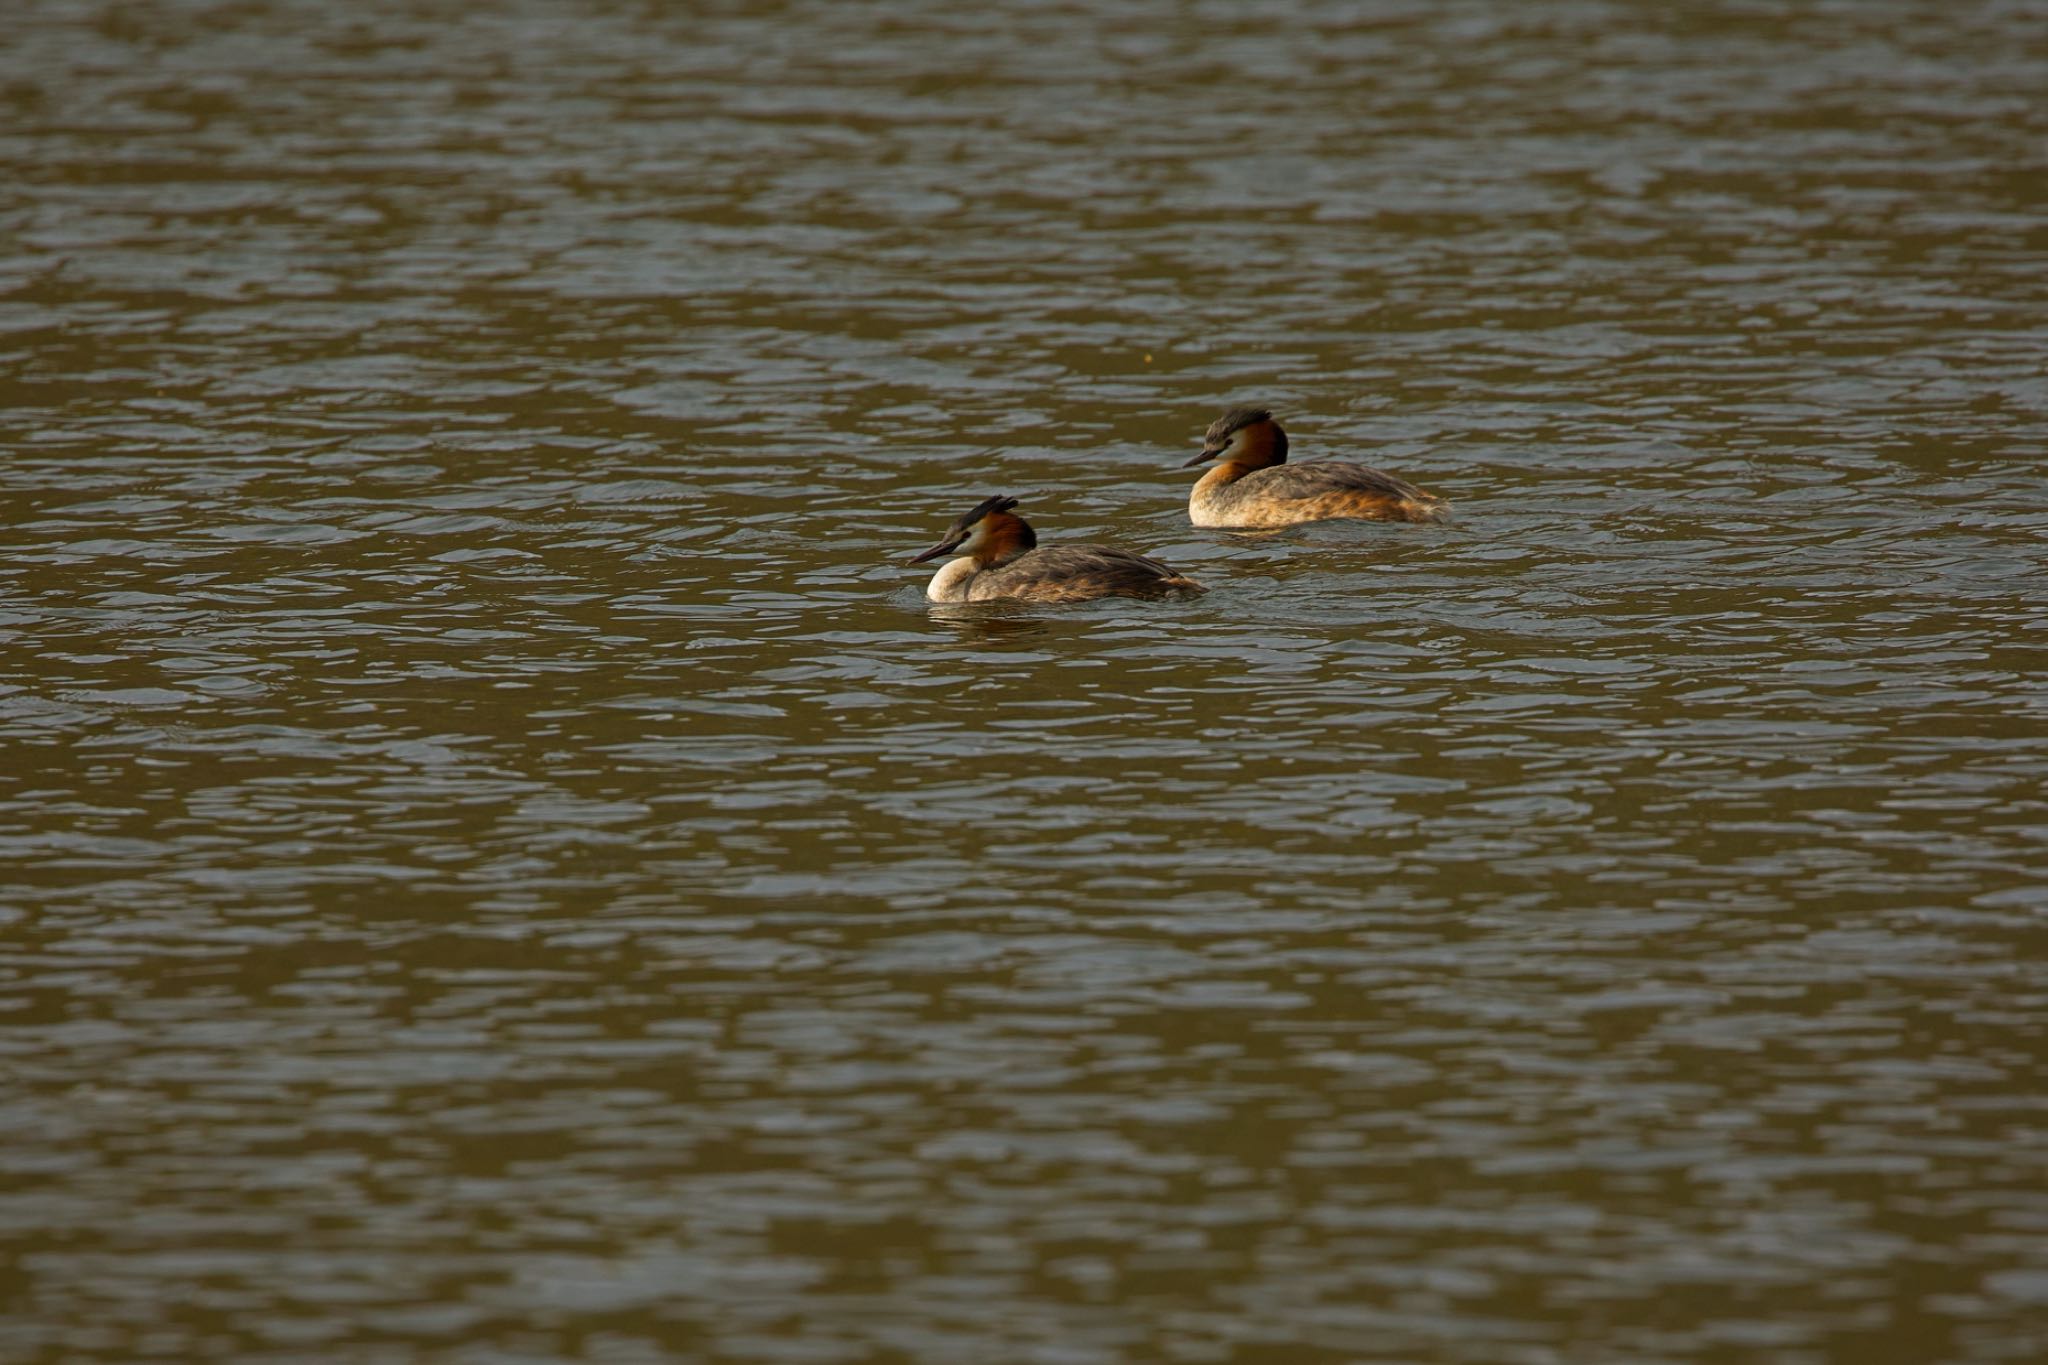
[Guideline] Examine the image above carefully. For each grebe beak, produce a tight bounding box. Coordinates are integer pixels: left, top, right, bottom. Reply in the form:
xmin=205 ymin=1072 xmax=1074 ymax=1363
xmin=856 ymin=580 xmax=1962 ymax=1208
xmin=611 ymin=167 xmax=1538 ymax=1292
xmin=907 ymin=534 xmax=966 ymax=565
xmin=1182 ymin=445 xmax=1222 ymax=468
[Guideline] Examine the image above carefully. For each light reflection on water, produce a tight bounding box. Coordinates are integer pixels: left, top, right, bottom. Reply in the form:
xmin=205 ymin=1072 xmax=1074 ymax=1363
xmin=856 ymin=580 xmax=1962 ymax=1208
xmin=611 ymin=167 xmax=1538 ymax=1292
xmin=4 ymin=0 xmax=2047 ymax=1360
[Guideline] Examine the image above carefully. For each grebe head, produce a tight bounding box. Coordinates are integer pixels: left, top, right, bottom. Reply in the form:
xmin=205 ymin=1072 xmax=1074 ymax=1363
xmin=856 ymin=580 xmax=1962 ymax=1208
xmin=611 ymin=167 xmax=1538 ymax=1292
xmin=1182 ymin=406 xmax=1289 ymax=470
xmin=906 ymin=494 xmax=1037 ymax=567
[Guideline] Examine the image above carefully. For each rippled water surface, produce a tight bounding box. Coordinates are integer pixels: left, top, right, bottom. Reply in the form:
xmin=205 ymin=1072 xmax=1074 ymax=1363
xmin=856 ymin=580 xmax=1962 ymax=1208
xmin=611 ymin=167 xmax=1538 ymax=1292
xmin=5 ymin=1 xmax=2047 ymax=1360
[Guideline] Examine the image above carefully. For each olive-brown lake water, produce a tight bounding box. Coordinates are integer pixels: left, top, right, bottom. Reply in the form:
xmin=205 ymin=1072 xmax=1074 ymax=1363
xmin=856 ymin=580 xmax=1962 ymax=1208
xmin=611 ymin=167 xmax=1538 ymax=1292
xmin=3 ymin=2 xmax=2046 ymax=1361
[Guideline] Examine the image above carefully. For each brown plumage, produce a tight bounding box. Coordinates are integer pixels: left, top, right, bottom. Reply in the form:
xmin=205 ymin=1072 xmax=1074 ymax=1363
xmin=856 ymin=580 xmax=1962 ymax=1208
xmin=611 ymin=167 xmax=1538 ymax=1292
xmin=907 ymin=495 xmax=1204 ymax=603
xmin=1182 ymin=407 xmax=1448 ymax=529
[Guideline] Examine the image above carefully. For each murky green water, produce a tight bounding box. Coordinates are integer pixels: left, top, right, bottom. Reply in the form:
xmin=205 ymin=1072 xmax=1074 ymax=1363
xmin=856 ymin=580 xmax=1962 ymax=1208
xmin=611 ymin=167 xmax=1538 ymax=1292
xmin=4 ymin=2 xmax=2046 ymax=1360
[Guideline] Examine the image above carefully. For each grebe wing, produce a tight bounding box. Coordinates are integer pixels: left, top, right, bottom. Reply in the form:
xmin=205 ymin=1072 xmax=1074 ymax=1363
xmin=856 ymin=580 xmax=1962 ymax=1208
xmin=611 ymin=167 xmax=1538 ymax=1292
xmin=1004 ymin=545 xmax=1175 ymax=582
xmin=1266 ymin=460 xmax=1435 ymax=501
xmin=986 ymin=545 xmax=1201 ymax=599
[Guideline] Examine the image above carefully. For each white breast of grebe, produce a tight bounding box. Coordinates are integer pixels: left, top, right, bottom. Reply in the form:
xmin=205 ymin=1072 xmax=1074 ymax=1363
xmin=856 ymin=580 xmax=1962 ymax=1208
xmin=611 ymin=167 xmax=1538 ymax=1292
xmin=924 ymin=556 xmax=980 ymax=602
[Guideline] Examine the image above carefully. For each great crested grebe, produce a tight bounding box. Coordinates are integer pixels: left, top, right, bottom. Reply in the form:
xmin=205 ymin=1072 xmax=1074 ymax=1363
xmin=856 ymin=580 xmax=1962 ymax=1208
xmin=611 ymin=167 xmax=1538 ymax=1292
xmin=1181 ymin=407 xmax=1448 ymax=529
xmin=907 ymin=495 xmax=1204 ymax=603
